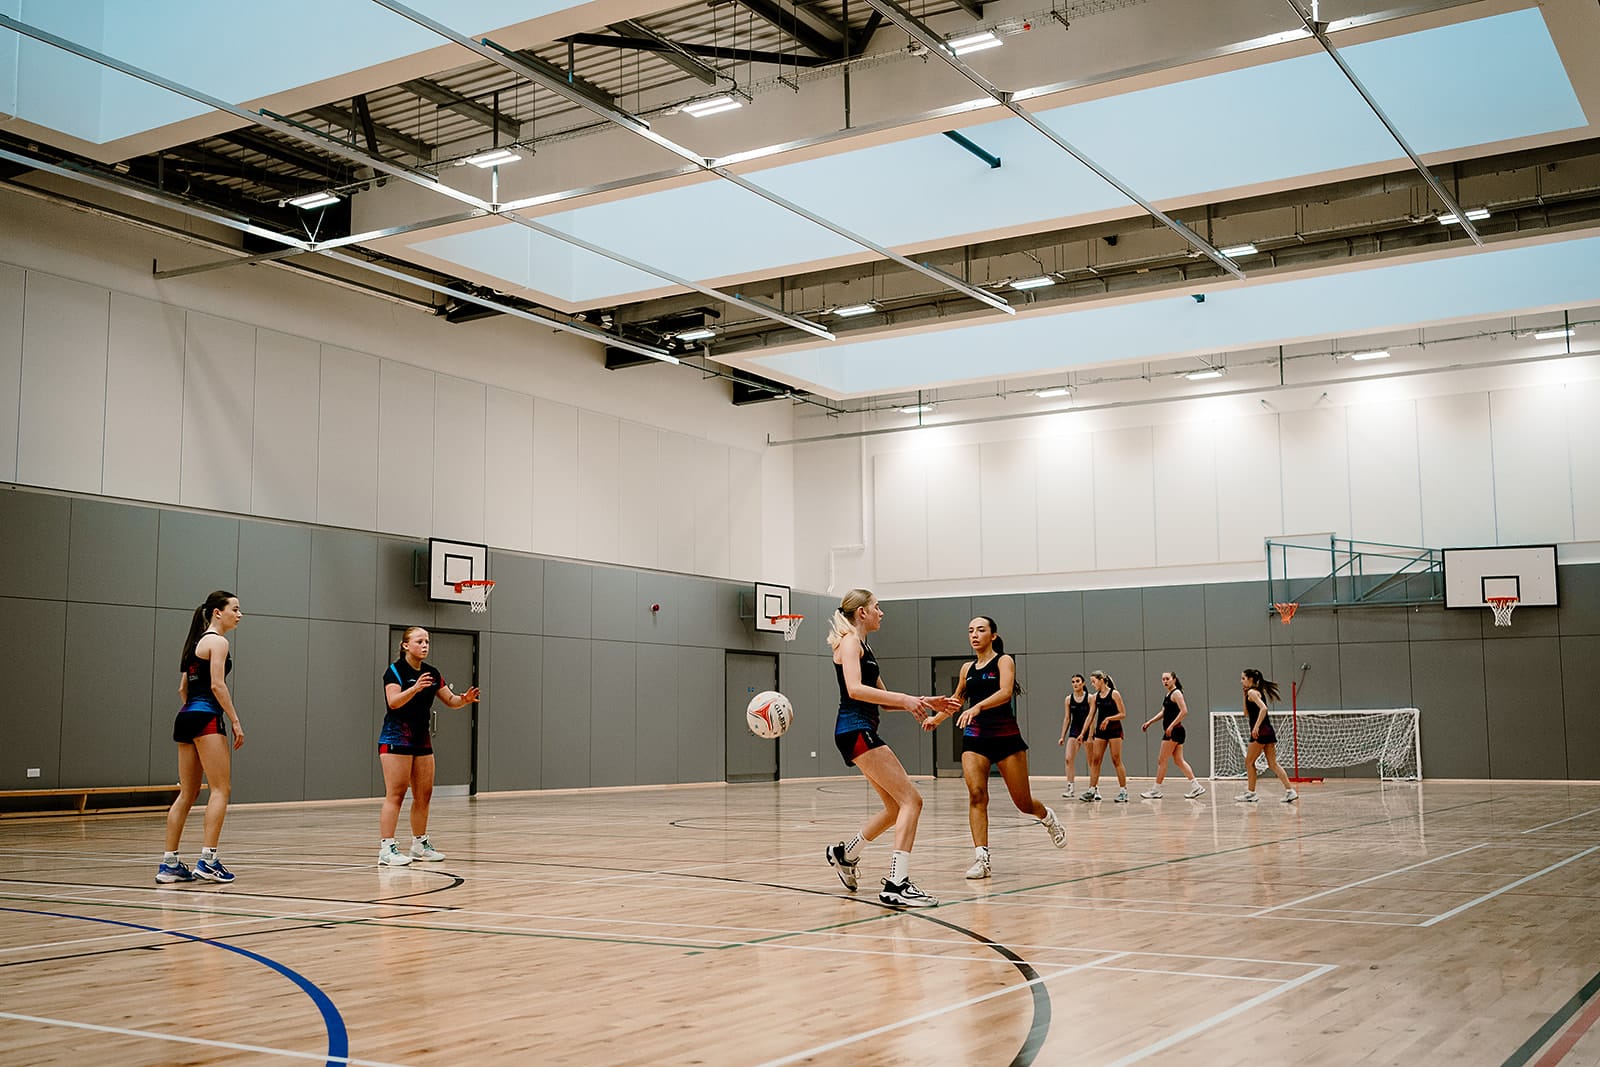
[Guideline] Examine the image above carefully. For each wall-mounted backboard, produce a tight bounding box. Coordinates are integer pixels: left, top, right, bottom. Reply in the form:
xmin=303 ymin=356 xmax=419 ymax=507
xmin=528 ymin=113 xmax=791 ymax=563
xmin=426 ymin=537 xmax=490 ymax=604
xmin=1442 ymin=544 xmax=1557 ymax=608
xmin=752 ymin=582 xmax=792 ymax=633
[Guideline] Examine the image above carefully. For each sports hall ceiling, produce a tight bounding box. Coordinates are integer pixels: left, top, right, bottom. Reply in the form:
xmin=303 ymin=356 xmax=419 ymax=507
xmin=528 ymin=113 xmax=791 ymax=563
xmin=3 ymin=0 xmax=1599 ymax=411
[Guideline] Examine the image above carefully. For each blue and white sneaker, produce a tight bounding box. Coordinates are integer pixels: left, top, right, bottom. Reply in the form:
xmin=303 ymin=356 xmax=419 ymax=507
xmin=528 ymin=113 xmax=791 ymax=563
xmin=193 ymin=857 xmax=235 ymax=883
xmin=156 ymin=860 xmax=195 ymax=884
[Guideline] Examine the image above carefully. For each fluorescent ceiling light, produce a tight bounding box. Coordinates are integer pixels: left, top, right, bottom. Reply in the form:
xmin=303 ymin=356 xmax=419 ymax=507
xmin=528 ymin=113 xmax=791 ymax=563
xmin=1350 ymin=349 xmax=1391 ymax=361
xmin=945 ymin=30 xmax=1003 ymax=55
xmin=1219 ymin=243 xmax=1257 ymax=258
xmin=1437 ymin=208 xmax=1491 ymax=224
xmin=833 ymin=303 xmax=878 ymax=317
xmin=1010 ymin=275 xmax=1056 ymax=291
xmin=683 ymin=95 xmax=743 ymax=117
xmin=1534 ymin=328 xmax=1573 ymax=340
xmin=1035 ymin=387 xmax=1070 ymax=398
xmin=900 ymin=404 xmax=934 ymax=414
xmin=464 ymin=148 xmax=522 ymax=168
xmin=1185 ymin=368 xmax=1224 ymax=381
xmin=286 ymin=191 xmax=339 ymax=209
xmin=675 ymin=327 xmax=716 ymax=341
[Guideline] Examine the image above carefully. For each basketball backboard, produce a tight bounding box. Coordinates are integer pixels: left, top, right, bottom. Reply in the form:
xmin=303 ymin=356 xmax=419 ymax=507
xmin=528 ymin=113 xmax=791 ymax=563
xmin=426 ymin=537 xmax=490 ymax=605
xmin=1442 ymin=544 xmax=1557 ymax=608
xmin=751 ymin=582 xmax=792 ymax=633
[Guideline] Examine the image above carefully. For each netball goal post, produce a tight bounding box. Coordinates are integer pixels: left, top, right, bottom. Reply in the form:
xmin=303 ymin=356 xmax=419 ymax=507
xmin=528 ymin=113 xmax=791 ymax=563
xmin=1209 ymin=708 xmax=1421 ymax=781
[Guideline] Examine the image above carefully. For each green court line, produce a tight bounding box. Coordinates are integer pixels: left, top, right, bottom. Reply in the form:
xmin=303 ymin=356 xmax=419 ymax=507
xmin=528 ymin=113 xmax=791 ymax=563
xmin=1502 ymin=966 xmax=1600 ymax=1066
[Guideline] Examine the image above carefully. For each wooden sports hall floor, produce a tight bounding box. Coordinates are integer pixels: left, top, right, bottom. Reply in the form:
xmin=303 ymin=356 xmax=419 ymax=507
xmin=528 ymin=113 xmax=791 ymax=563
xmin=3 ymin=778 xmax=1599 ymax=1066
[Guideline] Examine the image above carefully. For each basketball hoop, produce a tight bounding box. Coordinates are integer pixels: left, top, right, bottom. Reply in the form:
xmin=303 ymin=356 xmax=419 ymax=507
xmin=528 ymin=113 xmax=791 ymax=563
xmin=770 ymin=614 xmax=805 ymax=642
xmin=1487 ymin=596 xmax=1518 ymax=627
xmin=1274 ymin=602 xmax=1299 ymax=626
xmin=454 ymin=579 xmax=495 ymax=614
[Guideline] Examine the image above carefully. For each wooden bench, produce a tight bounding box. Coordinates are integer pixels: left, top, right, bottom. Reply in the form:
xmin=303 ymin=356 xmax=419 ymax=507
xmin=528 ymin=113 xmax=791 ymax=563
xmin=0 ymin=783 xmax=205 ymax=818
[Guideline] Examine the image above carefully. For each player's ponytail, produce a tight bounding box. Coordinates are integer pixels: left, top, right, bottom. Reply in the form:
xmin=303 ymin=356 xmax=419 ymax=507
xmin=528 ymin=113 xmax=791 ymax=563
xmin=1089 ymin=669 xmax=1114 ymax=693
xmin=179 ymin=590 xmax=235 ymax=671
xmin=1243 ymin=667 xmax=1280 ymax=703
xmin=827 ymin=588 xmax=875 ymax=650
xmin=982 ymin=616 xmax=1023 ymax=696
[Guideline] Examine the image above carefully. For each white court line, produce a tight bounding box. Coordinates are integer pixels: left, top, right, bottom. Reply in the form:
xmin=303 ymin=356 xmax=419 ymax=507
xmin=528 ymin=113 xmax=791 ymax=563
xmin=0 ymin=1010 xmax=409 ymax=1067
xmin=1104 ymin=963 xmax=1338 ymax=1066
xmin=1520 ymin=806 xmax=1600 ymax=834
xmin=977 ymin=896 xmax=1428 ymax=926
xmin=1249 ymin=843 xmax=1486 ymax=917
xmin=755 ymin=952 xmax=1131 ymax=1066
xmin=1420 ymin=844 xmax=1600 ymax=927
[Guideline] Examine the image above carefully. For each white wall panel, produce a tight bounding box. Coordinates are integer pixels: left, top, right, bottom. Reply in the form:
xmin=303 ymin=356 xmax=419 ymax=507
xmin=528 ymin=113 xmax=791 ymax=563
xmin=1036 ymin=432 xmax=1095 ymax=574
xmin=1153 ymin=420 xmax=1219 ymax=566
xmin=980 ymin=438 xmax=1037 ymax=576
xmin=928 ymin=443 xmax=981 ymax=579
xmin=103 ymin=292 xmax=183 ymax=504
xmin=179 ymin=312 xmax=253 ymax=513
xmin=692 ymin=438 xmax=731 ymax=577
xmin=251 ymin=329 xmax=319 ymax=522
xmin=1417 ymin=392 xmax=1495 ymax=546
xmin=657 ymin=430 xmax=695 ymax=572
xmin=873 ymin=448 xmax=927 ymax=583
xmin=1092 ymin=426 xmax=1155 ymax=571
xmin=1216 ymin=413 xmax=1280 ymax=560
xmin=1490 ymin=384 xmax=1573 ymax=545
xmin=484 ymin=386 xmax=534 ymax=552
xmin=433 ymin=375 xmax=487 ymax=543
xmin=375 ymin=358 xmax=432 ymax=536
xmin=1280 ymin=407 xmax=1351 ymax=539
xmin=728 ymin=446 xmax=763 ymax=580
xmin=617 ymin=421 xmax=659 ymax=569
xmin=18 ymin=272 xmax=107 ymax=493
xmin=1568 ymin=380 xmax=1600 ymax=542
xmin=531 ymin=397 xmax=578 ymax=558
xmin=1347 ymin=399 xmax=1422 ymax=546
xmin=318 ymin=346 xmax=381 ymax=531
xmin=577 ymin=409 xmax=620 ymax=563
xmin=0 ymin=265 xmax=25 ymax=481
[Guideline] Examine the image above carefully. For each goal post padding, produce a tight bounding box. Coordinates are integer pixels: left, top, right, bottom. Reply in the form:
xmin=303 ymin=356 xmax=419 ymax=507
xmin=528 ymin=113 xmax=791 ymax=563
xmin=1208 ymin=708 xmax=1421 ymax=780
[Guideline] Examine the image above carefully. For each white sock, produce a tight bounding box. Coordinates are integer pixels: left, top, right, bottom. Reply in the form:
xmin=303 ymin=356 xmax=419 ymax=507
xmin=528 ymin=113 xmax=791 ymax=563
xmin=413 ymin=835 xmax=428 ymax=847
xmin=163 ymin=851 xmax=179 ymax=863
xmin=890 ymin=850 xmax=910 ymax=884
xmin=200 ymin=847 xmax=217 ymax=862
xmin=381 ymin=837 xmax=397 ymax=849
xmin=1040 ymin=807 xmax=1058 ymax=825
xmin=844 ymin=832 xmax=865 ymax=862
xmin=974 ymin=845 xmax=989 ymax=858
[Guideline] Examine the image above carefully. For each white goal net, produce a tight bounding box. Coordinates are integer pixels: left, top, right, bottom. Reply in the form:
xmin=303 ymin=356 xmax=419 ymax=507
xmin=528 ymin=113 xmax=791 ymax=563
xmin=1209 ymin=708 xmax=1421 ymax=780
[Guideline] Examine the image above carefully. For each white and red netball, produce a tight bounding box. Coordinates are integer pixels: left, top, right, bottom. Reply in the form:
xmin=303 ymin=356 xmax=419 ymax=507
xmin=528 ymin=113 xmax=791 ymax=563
xmin=746 ymin=690 xmax=794 ymax=739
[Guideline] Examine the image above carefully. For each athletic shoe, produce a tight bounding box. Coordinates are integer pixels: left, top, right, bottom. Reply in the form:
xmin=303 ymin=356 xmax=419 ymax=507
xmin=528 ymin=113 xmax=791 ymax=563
xmin=880 ymin=878 xmax=938 ymax=908
xmin=965 ymin=852 xmax=992 ymax=880
xmin=1141 ymin=787 xmax=1164 ymax=799
xmin=1185 ymin=783 xmax=1207 ymax=799
xmin=1041 ymin=809 xmax=1067 ymax=849
xmin=156 ymin=860 xmax=195 ymax=884
xmin=379 ymin=841 xmax=413 ymax=867
xmin=193 ymin=857 xmax=234 ymax=883
xmin=1235 ymin=791 xmax=1258 ymax=803
xmin=1080 ymin=788 xmax=1100 ymax=803
xmin=1283 ymin=789 xmax=1299 ymax=804
xmin=1061 ymin=783 xmax=1076 ymax=799
xmin=1114 ymin=789 xmax=1129 ymax=803
xmin=409 ymin=837 xmax=447 ymax=861
xmin=826 ymin=843 xmax=859 ymax=892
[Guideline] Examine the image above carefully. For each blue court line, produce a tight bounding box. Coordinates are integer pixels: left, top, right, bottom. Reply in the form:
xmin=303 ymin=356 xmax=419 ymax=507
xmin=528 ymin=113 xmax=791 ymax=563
xmin=0 ymin=905 xmax=349 ymax=1067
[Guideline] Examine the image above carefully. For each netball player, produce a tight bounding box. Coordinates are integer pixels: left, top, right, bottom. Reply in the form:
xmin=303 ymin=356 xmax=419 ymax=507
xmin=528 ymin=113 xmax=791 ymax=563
xmin=1058 ymin=673 xmax=1091 ymax=798
xmin=378 ymin=626 xmax=481 ymax=865
xmin=1139 ymin=671 xmax=1205 ymax=799
xmin=823 ymin=589 xmax=959 ymax=907
xmin=158 ymin=590 xmax=244 ymax=885
xmin=1238 ymin=668 xmax=1297 ymax=803
xmin=923 ymin=617 xmax=1065 ymax=880
xmin=1078 ymin=670 xmax=1129 ymax=803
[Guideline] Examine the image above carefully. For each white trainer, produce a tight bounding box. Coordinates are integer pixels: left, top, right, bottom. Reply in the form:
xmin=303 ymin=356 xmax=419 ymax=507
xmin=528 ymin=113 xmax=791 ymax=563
xmin=1140 ymin=787 xmax=1164 ymax=799
xmin=1041 ymin=809 xmax=1067 ymax=849
xmin=1185 ymin=782 xmax=1207 ymax=799
xmin=1114 ymin=789 xmax=1129 ymax=803
xmin=1283 ymin=789 xmax=1299 ymax=804
xmin=409 ymin=837 xmax=446 ymax=861
xmin=1235 ymin=791 xmax=1258 ymax=803
xmin=965 ymin=851 xmax=992 ymax=879
xmin=1062 ymin=783 xmax=1076 ymax=799
xmin=378 ymin=841 xmax=412 ymax=866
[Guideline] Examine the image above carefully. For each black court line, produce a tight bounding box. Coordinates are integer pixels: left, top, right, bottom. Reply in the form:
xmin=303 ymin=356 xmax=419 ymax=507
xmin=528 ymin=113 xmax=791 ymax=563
xmin=1502 ymin=966 xmax=1600 ymax=1067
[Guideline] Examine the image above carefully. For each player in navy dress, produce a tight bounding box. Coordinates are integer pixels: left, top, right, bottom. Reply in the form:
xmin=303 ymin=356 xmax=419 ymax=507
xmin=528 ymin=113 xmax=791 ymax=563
xmin=824 ymin=588 xmax=959 ymax=907
xmin=1140 ymin=671 xmax=1205 ymax=799
xmin=1058 ymin=674 xmax=1091 ymax=798
xmin=1239 ymin=668 xmax=1297 ymax=803
xmin=1079 ymin=670 xmax=1129 ymax=802
xmin=378 ymin=626 xmax=481 ymax=865
xmin=158 ymin=590 xmax=244 ymax=885
xmin=923 ymin=617 xmax=1065 ymax=879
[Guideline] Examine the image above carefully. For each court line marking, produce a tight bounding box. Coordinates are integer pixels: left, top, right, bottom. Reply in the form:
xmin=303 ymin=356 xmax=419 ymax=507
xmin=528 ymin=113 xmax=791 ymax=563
xmin=1520 ymin=807 xmax=1600 ymax=834
xmin=1421 ymin=845 xmax=1600 ymax=926
xmin=976 ymin=897 xmax=1427 ymax=926
xmin=1250 ymin=843 xmax=1487 ymax=916
xmin=0 ymin=1011 xmax=407 ymax=1067
xmin=1104 ymin=963 xmax=1339 ymax=1066
xmin=754 ymin=953 xmax=1131 ymax=1066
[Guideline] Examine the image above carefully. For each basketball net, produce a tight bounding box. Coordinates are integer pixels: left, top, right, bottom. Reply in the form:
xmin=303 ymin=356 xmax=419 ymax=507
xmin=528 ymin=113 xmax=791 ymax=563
xmin=455 ymin=579 xmax=495 ymax=614
xmin=1274 ymin=602 xmax=1298 ymax=625
xmin=1487 ymin=596 xmax=1517 ymax=627
xmin=770 ymin=614 xmax=804 ymax=642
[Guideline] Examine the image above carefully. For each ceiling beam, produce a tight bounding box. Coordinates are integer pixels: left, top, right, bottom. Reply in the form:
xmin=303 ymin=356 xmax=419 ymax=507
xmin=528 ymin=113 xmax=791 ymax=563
xmin=561 ymin=32 xmax=833 ymax=67
xmin=159 ymin=145 xmax=309 ymax=192
xmin=353 ymin=94 xmax=383 ymax=158
xmin=220 ymin=129 xmax=344 ymax=176
xmin=400 ymin=78 xmax=521 ymax=140
xmin=734 ymin=0 xmax=843 ymax=59
xmin=608 ymin=20 xmax=719 ymax=85
xmin=306 ymin=103 xmax=434 ymax=161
